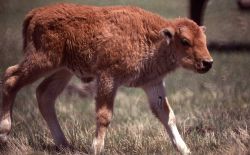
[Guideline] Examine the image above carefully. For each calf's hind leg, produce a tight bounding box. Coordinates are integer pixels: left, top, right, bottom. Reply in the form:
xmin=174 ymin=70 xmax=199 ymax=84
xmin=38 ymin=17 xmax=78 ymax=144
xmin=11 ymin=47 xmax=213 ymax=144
xmin=0 ymin=65 xmax=19 ymax=142
xmin=0 ymin=53 xmax=57 ymax=142
xmin=36 ymin=69 xmax=72 ymax=147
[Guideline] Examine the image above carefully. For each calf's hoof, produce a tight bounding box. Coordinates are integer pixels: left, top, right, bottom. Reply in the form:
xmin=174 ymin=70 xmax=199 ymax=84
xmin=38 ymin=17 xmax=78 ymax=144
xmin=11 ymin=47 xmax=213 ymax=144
xmin=177 ymin=145 xmax=191 ymax=155
xmin=0 ymin=119 xmax=11 ymax=143
xmin=0 ymin=133 xmax=8 ymax=143
xmin=91 ymin=138 xmax=104 ymax=155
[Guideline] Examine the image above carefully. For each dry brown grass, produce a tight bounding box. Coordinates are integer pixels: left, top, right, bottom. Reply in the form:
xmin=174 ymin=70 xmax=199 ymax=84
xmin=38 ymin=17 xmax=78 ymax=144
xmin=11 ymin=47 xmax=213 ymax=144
xmin=0 ymin=52 xmax=250 ymax=155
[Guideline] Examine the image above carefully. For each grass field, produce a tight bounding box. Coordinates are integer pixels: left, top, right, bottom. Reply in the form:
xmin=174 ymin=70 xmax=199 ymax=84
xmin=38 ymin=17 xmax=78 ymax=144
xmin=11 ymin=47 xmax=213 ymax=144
xmin=0 ymin=0 xmax=250 ymax=155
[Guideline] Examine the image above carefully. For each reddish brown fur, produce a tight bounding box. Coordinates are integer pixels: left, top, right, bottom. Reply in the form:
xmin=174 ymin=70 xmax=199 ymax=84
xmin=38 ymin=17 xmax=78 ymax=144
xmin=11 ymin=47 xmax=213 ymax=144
xmin=0 ymin=3 xmax=212 ymax=154
xmin=21 ymin=3 xmax=210 ymax=85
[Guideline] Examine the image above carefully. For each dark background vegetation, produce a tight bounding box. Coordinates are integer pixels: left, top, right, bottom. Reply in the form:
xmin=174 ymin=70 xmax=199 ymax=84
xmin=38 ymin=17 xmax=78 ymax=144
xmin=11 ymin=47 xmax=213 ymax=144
xmin=0 ymin=0 xmax=250 ymax=154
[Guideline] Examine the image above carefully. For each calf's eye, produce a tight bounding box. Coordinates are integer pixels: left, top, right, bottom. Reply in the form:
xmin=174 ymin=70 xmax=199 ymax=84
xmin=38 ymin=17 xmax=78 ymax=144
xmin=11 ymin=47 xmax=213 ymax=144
xmin=180 ymin=38 xmax=191 ymax=47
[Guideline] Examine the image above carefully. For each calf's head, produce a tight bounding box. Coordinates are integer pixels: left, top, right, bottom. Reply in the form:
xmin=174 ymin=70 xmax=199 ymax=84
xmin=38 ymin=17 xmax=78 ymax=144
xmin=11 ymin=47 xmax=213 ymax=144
xmin=160 ymin=18 xmax=213 ymax=73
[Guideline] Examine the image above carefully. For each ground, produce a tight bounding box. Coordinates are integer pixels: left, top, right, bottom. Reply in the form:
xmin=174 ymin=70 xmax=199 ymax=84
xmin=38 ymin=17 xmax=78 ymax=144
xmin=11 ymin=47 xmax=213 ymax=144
xmin=0 ymin=0 xmax=250 ymax=155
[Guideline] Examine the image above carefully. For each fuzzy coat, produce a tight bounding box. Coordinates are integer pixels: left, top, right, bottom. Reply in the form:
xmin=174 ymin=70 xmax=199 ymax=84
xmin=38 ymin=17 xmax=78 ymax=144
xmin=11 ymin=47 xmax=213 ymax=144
xmin=22 ymin=3 xmax=203 ymax=87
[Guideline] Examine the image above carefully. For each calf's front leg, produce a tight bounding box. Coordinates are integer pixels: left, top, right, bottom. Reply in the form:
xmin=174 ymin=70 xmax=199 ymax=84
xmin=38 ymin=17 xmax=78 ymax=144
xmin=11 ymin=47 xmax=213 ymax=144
xmin=143 ymin=81 xmax=190 ymax=154
xmin=92 ymin=74 xmax=116 ymax=155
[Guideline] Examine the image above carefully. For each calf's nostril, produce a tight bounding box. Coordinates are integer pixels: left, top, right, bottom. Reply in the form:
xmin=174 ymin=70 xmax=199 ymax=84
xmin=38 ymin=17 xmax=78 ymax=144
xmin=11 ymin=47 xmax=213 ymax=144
xmin=202 ymin=59 xmax=213 ymax=68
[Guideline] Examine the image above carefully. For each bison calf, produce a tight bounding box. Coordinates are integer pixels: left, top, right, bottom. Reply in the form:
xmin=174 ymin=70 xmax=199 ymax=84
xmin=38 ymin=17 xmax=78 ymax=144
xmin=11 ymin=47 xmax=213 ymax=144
xmin=0 ymin=3 xmax=213 ymax=154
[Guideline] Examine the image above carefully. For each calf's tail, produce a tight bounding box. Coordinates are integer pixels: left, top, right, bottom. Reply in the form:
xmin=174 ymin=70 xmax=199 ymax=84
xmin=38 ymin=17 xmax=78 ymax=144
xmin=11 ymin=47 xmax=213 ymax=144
xmin=22 ymin=12 xmax=34 ymax=52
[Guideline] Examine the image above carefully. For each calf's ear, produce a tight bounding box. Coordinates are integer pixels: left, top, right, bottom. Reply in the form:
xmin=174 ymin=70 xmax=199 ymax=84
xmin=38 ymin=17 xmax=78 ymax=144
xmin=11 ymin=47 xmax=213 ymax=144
xmin=160 ymin=27 xmax=175 ymax=45
xmin=200 ymin=26 xmax=206 ymax=32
